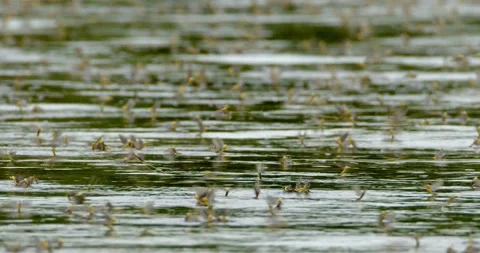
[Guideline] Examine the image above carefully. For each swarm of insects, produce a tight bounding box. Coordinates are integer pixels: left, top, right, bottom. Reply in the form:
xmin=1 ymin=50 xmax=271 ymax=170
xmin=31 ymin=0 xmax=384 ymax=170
xmin=185 ymin=206 xmax=227 ymax=225
xmin=36 ymin=238 xmax=63 ymax=252
xmin=10 ymin=175 xmax=38 ymax=188
xmin=284 ymin=180 xmax=311 ymax=194
xmin=4 ymin=243 xmax=26 ymax=253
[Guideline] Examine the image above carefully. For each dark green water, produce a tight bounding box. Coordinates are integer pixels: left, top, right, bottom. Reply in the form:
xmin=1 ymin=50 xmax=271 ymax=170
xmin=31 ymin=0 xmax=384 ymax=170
xmin=2 ymin=0 xmax=480 ymax=252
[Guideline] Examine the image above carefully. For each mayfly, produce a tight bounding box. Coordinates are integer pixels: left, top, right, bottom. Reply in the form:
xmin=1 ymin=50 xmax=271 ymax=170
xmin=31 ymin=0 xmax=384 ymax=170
xmin=33 ymin=125 xmax=44 ymax=145
xmin=298 ymin=131 xmax=306 ymax=147
xmin=338 ymin=164 xmax=352 ymax=176
xmin=425 ymin=179 xmax=444 ymax=196
xmin=211 ymin=138 xmax=227 ymax=154
xmin=215 ymin=104 xmax=233 ymax=120
xmin=119 ymin=134 xmax=145 ymax=150
xmin=254 ymin=181 xmax=261 ymax=199
xmin=267 ymin=196 xmax=283 ymax=216
xmin=3 ymin=150 xmax=17 ymax=162
xmin=472 ymin=177 xmax=480 ymax=190
xmin=280 ymin=156 xmax=292 ymax=169
xmin=256 ymin=163 xmax=266 ymax=180
xmin=336 ymin=132 xmax=356 ymax=151
xmin=140 ymin=201 xmax=154 ymax=215
xmin=169 ymin=120 xmax=179 ymax=132
xmin=51 ymin=130 xmax=68 ymax=146
xmin=91 ymin=136 xmax=109 ymax=151
xmin=121 ymin=99 xmax=136 ymax=113
xmin=194 ymin=187 xmax=215 ymax=206
xmin=67 ymin=191 xmax=86 ymax=204
xmin=194 ymin=115 xmax=207 ymax=136
xmin=434 ymin=151 xmax=446 ymax=160
xmin=150 ymin=102 xmax=160 ymax=122
xmin=378 ymin=210 xmax=395 ymax=233
xmin=352 ymin=185 xmax=366 ymax=201
xmin=295 ymin=181 xmax=311 ymax=194
xmin=165 ymin=146 xmax=178 ymax=160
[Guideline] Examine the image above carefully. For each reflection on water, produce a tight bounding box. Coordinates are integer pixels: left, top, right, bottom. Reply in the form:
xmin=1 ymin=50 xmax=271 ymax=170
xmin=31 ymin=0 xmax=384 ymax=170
xmin=1 ymin=0 xmax=480 ymax=252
